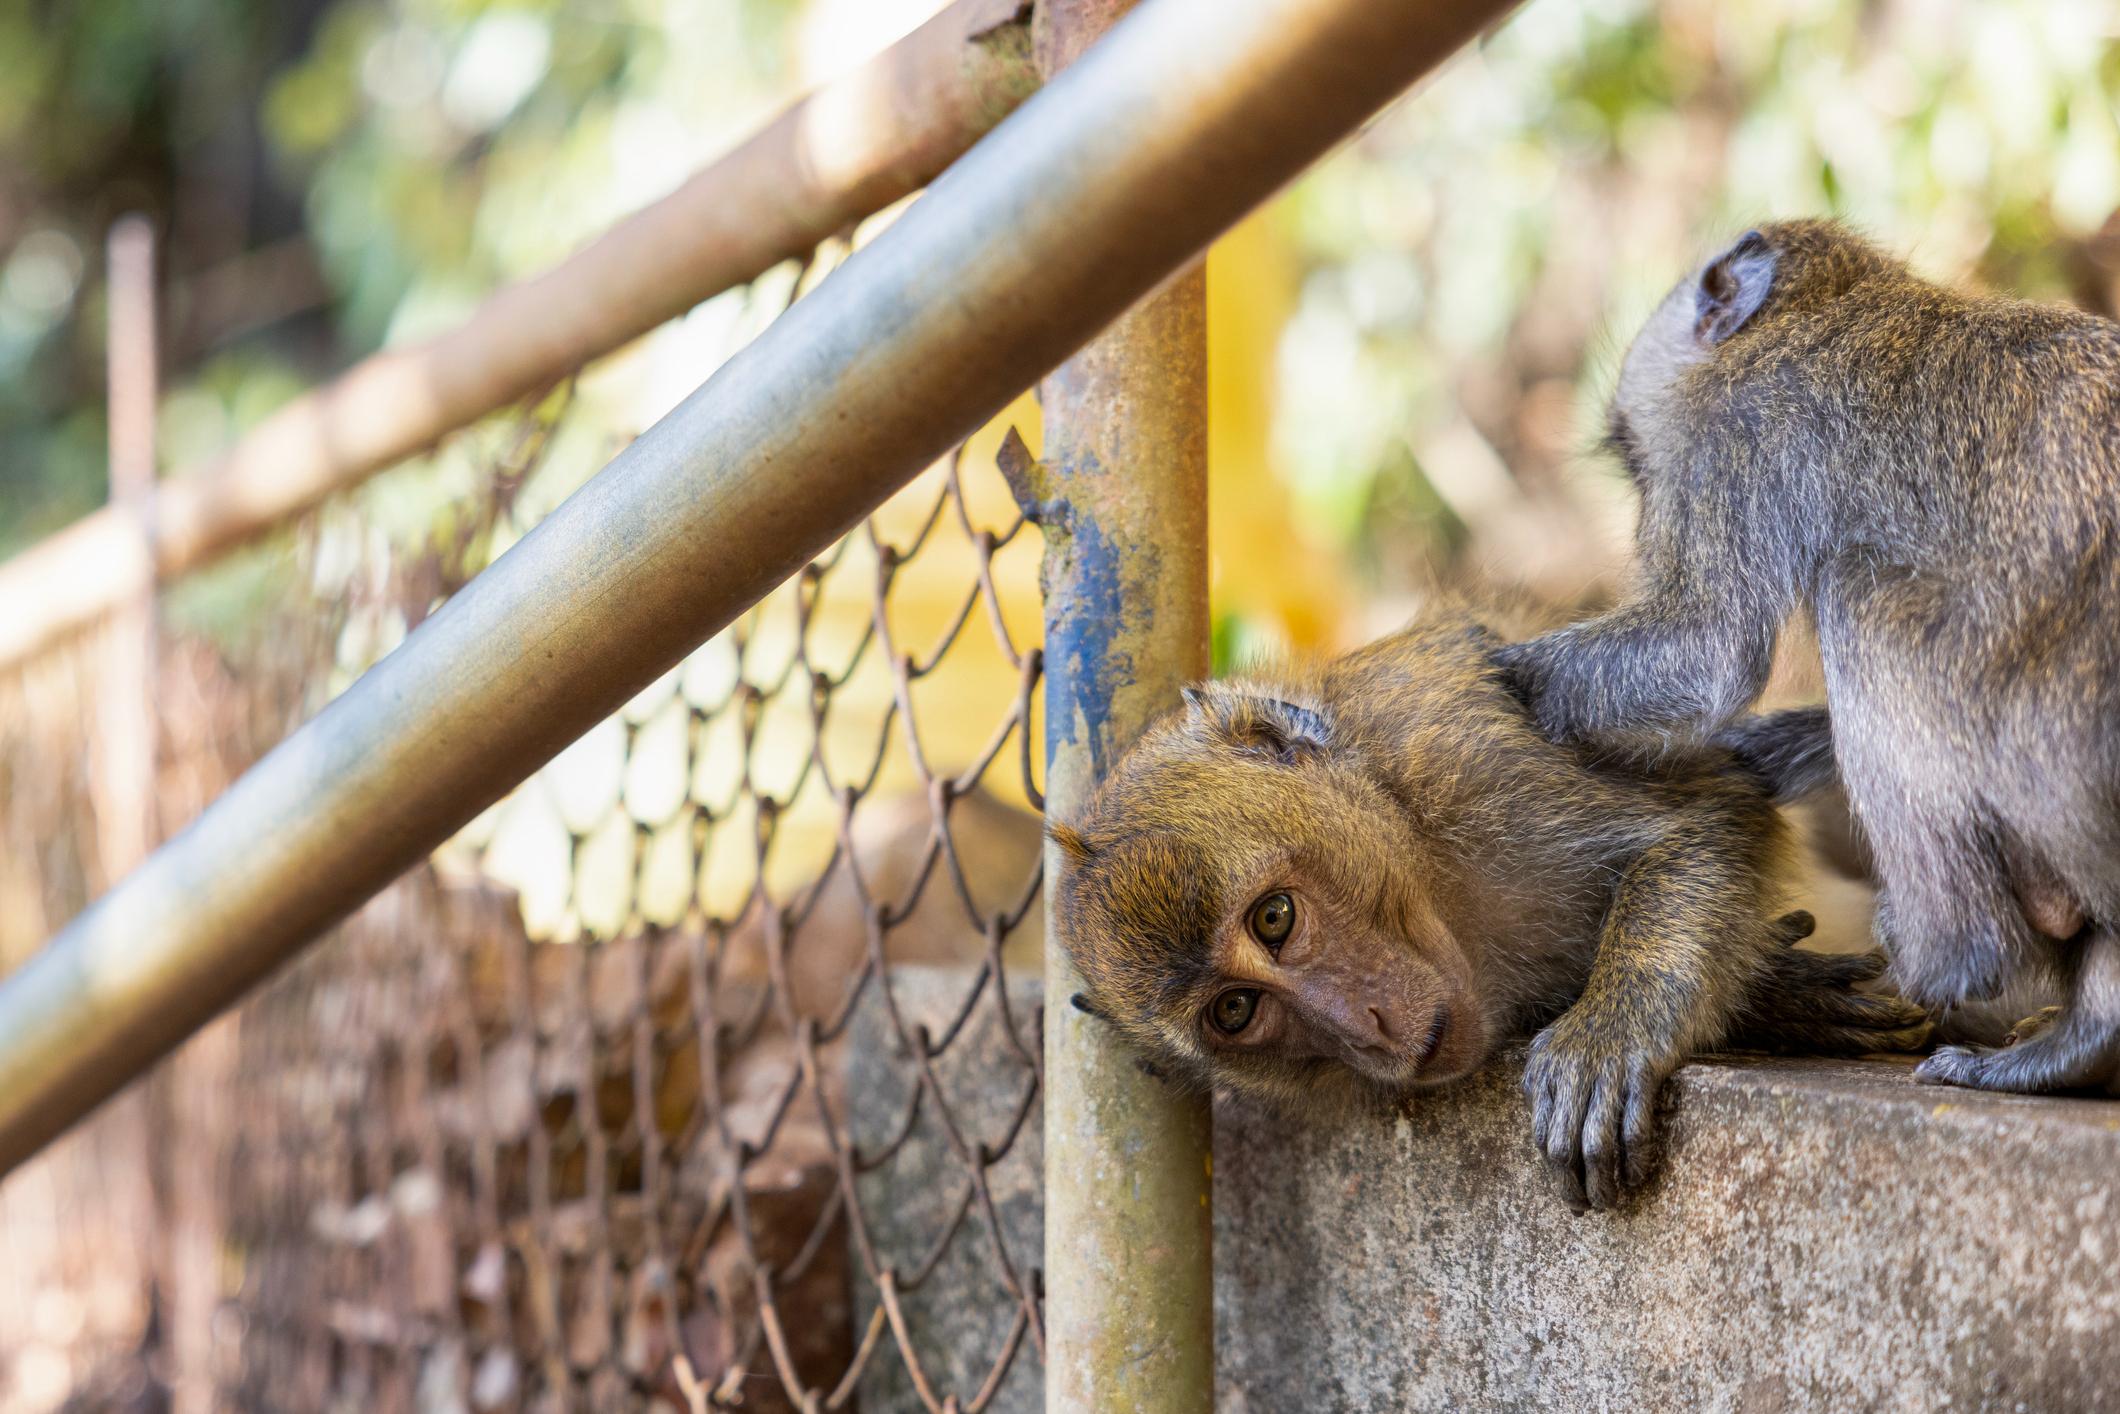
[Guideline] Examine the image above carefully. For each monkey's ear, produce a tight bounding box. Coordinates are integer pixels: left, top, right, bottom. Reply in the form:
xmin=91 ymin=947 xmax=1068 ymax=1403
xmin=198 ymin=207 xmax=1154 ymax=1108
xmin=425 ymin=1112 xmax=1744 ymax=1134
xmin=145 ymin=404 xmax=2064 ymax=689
xmin=1047 ymin=821 xmax=1095 ymax=865
xmin=1195 ymin=692 xmax=1331 ymax=765
xmin=1694 ymin=230 xmax=1777 ymax=345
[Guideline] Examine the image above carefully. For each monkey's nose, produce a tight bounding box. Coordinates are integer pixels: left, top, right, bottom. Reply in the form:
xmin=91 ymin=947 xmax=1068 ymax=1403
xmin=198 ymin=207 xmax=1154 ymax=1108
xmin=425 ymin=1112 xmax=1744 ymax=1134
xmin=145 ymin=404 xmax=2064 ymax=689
xmin=1336 ymin=1003 xmax=1396 ymax=1062
xmin=1307 ymin=997 xmax=1390 ymax=1061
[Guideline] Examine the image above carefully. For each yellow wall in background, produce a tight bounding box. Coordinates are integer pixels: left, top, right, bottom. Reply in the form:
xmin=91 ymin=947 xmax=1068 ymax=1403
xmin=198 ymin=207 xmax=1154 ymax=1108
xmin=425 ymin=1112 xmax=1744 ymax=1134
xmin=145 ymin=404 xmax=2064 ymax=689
xmin=1206 ymin=207 xmax=1352 ymax=657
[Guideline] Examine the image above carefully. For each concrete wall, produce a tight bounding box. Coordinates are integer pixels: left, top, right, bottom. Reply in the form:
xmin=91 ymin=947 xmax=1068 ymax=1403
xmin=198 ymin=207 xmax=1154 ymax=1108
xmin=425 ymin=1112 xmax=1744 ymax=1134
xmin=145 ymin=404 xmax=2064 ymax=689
xmin=849 ymin=969 xmax=1045 ymax=1414
xmin=848 ymin=972 xmax=2120 ymax=1412
xmin=1216 ymin=1052 xmax=2120 ymax=1413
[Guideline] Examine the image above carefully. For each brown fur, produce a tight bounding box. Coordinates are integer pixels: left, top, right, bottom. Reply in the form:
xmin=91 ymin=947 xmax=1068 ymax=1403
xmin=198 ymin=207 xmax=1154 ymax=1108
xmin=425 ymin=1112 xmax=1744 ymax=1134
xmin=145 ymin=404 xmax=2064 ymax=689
xmin=1053 ymin=601 xmax=1929 ymax=1211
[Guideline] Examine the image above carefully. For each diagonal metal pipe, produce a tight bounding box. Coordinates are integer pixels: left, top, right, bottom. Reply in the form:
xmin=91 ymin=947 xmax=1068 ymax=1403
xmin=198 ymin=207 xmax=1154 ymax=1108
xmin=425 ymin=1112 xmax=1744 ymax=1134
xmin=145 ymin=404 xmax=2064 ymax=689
xmin=0 ymin=0 xmax=1516 ymax=1177
xmin=0 ymin=0 xmax=1042 ymax=672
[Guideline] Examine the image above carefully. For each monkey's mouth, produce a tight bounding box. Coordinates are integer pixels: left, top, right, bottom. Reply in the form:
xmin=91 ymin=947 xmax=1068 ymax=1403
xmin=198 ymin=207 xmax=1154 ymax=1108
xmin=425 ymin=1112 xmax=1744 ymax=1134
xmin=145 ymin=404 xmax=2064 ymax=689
xmin=1415 ymin=1008 xmax=1448 ymax=1068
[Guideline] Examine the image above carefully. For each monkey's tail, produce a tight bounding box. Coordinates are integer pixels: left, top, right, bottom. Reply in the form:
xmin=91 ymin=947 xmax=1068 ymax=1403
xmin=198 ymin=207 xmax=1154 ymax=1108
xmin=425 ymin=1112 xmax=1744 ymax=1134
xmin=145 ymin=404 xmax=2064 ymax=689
xmin=1715 ymin=705 xmax=1837 ymax=803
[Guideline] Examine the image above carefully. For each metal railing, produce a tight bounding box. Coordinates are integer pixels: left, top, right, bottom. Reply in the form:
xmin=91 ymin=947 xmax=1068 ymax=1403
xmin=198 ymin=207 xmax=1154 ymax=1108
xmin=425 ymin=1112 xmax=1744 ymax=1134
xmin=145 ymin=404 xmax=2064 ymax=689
xmin=0 ymin=0 xmax=1515 ymax=1405
xmin=0 ymin=0 xmax=1043 ymax=673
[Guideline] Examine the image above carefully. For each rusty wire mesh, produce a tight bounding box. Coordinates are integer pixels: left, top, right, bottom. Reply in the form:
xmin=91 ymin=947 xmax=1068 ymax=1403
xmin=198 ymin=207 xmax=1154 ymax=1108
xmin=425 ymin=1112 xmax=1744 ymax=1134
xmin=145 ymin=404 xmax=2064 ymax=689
xmin=0 ymin=245 xmax=1055 ymax=1413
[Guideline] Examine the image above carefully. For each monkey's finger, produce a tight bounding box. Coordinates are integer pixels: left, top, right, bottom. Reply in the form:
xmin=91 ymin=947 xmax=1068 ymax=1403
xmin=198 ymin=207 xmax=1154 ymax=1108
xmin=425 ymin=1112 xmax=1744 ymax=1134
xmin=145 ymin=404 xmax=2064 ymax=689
xmin=1804 ymin=1014 xmax=1933 ymax=1054
xmin=1534 ymin=1076 xmax=1592 ymax=1214
xmin=1548 ymin=1151 xmax=1590 ymax=1215
xmin=1845 ymin=989 xmax=1929 ymax=1027
xmin=1579 ymin=1077 xmax=1625 ymax=1212
xmin=1620 ymin=1069 xmax=1664 ymax=1192
xmin=1766 ymin=946 xmax=1888 ymax=989
xmin=2005 ymin=1006 xmax=2065 ymax=1047
xmin=1527 ymin=1075 xmax=1573 ymax=1180
xmin=1524 ymin=1070 xmax=1551 ymax=1155
xmin=1860 ymin=1020 xmax=1935 ymax=1054
xmin=1742 ymin=955 xmax=1900 ymax=1030
xmin=1523 ymin=1052 xmax=1564 ymax=1155
xmin=1823 ymin=948 xmax=1889 ymax=983
xmin=1786 ymin=986 xmax=1928 ymax=1029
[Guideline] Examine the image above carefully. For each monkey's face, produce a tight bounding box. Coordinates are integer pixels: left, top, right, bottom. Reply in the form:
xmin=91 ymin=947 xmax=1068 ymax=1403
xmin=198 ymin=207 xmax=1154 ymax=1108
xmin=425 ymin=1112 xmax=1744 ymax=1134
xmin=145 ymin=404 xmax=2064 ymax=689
xmin=1174 ymin=853 xmax=1490 ymax=1102
xmin=1051 ymin=686 xmax=1491 ymax=1109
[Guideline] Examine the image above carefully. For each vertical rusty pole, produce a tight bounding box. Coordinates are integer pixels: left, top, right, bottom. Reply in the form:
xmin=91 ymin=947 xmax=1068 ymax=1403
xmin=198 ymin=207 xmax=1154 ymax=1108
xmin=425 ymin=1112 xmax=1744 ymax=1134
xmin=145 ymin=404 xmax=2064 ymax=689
xmin=100 ymin=216 xmax=226 ymax=1414
xmin=1035 ymin=2 xmax=1213 ymax=1408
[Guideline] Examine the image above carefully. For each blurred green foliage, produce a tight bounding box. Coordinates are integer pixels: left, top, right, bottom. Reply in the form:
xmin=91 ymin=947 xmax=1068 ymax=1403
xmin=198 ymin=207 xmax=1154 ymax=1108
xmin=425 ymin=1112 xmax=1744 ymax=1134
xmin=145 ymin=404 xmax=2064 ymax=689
xmin=0 ymin=0 xmax=324 ymax=550
xmin=3 ymin=0 xmax=2119 ymax=637
xmin=1274 ymin=0 xmax=2120 ymax=614
xmin=0 ymin=0 xmax=807 ymax=560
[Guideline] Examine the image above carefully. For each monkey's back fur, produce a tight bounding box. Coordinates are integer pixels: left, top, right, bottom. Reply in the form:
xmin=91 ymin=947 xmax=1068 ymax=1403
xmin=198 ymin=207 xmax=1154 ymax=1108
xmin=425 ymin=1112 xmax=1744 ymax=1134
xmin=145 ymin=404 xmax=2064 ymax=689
xmin=1706 ymin=229 xmax=2120 ymax=933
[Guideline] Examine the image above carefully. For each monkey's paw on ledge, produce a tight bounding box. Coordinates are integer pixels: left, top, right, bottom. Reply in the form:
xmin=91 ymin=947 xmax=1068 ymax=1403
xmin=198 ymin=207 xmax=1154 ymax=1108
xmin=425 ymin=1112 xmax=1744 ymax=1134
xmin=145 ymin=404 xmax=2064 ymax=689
xmin=1215 ymin=1044 xmax=2120 ymax=1412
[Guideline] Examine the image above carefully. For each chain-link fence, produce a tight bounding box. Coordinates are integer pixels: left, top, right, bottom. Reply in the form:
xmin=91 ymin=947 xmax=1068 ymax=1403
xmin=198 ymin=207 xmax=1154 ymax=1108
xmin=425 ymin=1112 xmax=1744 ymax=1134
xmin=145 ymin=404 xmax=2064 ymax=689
xmin=0 ymin=245 xmax=1056 ymax=1412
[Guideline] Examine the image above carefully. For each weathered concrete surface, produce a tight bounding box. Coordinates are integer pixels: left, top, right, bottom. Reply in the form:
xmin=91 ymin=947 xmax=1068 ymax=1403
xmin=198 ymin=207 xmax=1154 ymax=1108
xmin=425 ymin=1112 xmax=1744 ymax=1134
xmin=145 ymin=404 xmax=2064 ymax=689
xmin=848 ymin=972 xmax=2120 ymax=1412
xmin=1216 ymin=1049 xmax=2120 ymax=1413
xmin=847 ymin=966 xmax=1044 ymax=1414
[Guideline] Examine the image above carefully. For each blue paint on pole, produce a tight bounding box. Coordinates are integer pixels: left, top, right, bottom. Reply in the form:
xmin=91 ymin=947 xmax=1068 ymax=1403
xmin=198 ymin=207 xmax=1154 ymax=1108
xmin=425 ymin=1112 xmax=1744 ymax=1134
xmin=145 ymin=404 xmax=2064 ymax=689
xmin=1045 ymin=504 xmax=1139 ymax=779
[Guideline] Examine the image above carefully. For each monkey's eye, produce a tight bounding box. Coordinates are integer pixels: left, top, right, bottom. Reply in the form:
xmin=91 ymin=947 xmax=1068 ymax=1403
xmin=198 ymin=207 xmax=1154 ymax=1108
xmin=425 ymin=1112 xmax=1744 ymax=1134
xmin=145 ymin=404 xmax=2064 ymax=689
xmin=1249 ymin=892 xmax=1295 ymax=950
xmin=1210 ymin=988 xmax=1260 ymax=1036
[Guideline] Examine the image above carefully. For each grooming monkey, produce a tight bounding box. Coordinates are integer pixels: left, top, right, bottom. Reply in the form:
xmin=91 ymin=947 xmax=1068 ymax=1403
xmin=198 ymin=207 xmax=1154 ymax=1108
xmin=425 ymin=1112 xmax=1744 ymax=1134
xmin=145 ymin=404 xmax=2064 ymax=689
xmin=1051 ymin=604 xmax=1929 ymax=1212
xmin=1497 ymin=219 xmax=2120 ymax=1094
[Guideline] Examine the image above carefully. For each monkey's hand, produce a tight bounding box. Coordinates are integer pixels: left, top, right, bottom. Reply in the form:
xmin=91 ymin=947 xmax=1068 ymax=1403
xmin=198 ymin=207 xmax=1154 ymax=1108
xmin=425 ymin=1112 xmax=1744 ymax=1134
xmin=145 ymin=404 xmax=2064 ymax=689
xmin=1524 ymin=913 xmax=1929 ymax=1213
xmin=1488 ymin=637 xmax=1569 ymax=730
xmin=1522 ymin=999 xmax=1681 ymax=1215
xmin=1726 ymin=914 xmax=1934 ymax=1056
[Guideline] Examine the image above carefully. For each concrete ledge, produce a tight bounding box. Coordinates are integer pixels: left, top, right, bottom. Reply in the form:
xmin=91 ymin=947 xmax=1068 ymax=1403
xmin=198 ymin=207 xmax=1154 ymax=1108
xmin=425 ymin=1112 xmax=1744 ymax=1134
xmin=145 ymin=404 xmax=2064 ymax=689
xmin=847 ymin=972 xmax=2120 ymax=1410
xmin=1216 ymin=1051 xmax=2120 ymax=1413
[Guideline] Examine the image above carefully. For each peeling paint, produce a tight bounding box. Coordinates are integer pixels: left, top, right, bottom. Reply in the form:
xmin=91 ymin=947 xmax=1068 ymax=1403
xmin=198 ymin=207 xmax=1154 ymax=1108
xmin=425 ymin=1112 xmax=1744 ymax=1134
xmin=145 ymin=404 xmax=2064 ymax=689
xmin=1043 ymin=490 xmax=1146 ymax=776
xmin=1036 ymin=219 xmax=1212 ymax=1408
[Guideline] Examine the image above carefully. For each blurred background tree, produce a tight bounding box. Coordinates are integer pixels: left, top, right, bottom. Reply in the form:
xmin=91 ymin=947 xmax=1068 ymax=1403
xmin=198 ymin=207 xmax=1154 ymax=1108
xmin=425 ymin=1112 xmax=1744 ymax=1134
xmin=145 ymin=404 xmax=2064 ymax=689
xmin=1267 ymin=0 xmax=2120 ymax=650
xmin=3 ymin=0 xmax=2118 ymax=646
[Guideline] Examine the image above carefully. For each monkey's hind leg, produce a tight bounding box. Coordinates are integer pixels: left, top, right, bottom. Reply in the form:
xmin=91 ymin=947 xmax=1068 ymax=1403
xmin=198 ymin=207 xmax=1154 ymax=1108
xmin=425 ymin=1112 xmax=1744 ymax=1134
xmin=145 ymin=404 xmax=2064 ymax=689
xmin=1915 ymin=929 xmax=2120 ymax=1093
xmin=1816 ymin=570 xmax=2040 ymax=1006
xmin=1863 ymin=816 xmax=2042 ymax=1008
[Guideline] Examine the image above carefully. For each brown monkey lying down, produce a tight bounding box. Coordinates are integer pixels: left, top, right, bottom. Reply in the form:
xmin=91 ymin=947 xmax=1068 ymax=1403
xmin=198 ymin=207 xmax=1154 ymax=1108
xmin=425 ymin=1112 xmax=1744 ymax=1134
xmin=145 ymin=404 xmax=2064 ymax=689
xmin=1051 ymin=604 xmax=1929 ymax=1211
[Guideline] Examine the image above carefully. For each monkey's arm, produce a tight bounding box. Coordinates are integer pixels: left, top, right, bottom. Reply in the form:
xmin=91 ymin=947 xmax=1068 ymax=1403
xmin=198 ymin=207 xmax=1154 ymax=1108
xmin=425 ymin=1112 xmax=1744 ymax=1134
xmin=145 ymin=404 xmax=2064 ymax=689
xmin=1522 ymin=815 xmax=1776 ymax=1212
xmin=1713 ymin=705 xmax=1834 ymax=801
xmin=1496 ymin=592 xmax=1779 ymax=747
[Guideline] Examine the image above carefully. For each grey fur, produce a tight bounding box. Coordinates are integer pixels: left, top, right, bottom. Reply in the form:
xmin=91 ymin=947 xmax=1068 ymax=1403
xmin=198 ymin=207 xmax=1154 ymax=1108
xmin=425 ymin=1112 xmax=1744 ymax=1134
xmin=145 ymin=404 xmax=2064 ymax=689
xmin=1499 ymin=220 xmax=2120 ymax=1094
